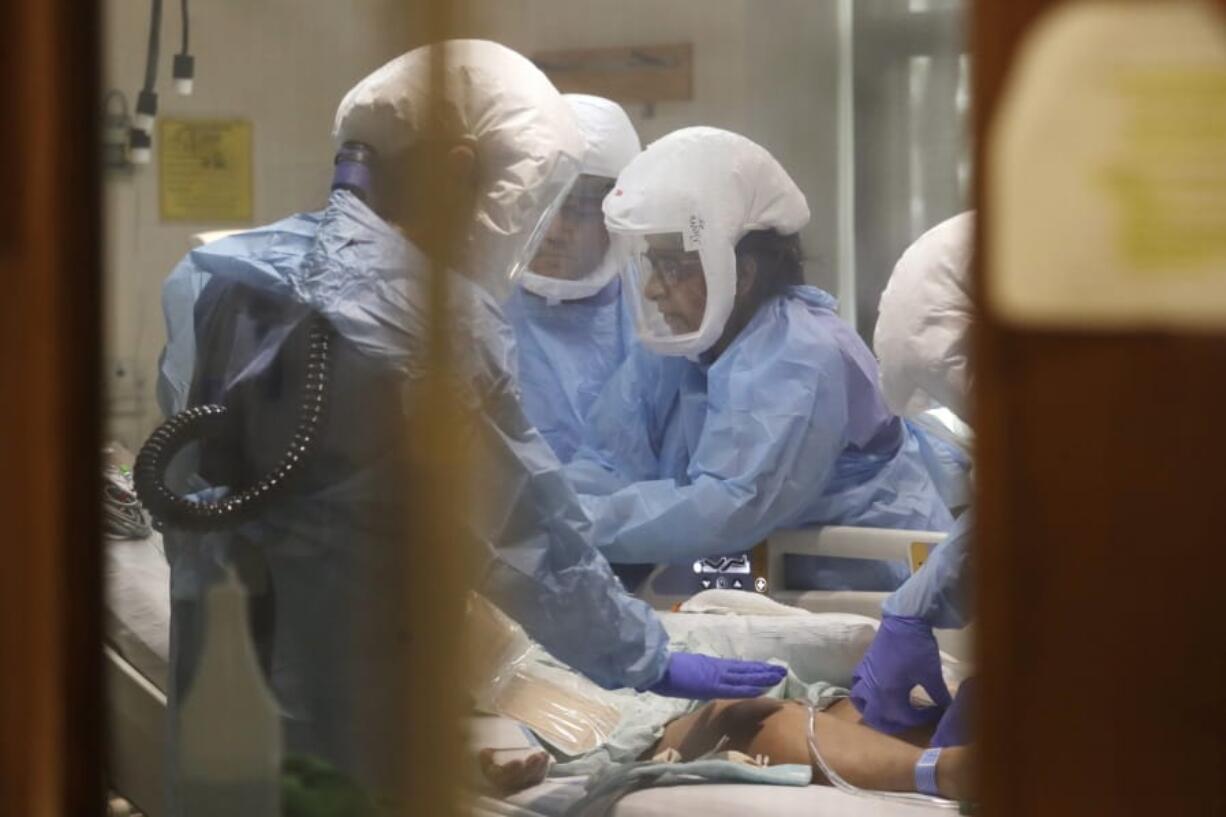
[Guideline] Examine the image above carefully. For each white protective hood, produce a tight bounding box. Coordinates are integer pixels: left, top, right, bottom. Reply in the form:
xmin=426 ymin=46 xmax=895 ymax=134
xmin=517 ymin=94 xmax=642 ymax=303
xmin=332 ymin=40 xmax=585 ymax=300
xmin=568 ymin=94 xmax=641 ymax=180
xmin=604 ymin=127 xmax=810 ymax=357
xmin=874 ymin=211 xmax=975 ymax=422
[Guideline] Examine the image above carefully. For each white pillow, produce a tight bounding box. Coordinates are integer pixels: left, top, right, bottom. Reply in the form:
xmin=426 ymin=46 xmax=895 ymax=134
xmin=678 ymin=588 xmax=816 ymax=616
xmin=660 ymin=607 xmax=879 ymax=689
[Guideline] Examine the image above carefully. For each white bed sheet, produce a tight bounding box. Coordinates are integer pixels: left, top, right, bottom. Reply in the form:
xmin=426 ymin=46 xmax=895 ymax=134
xmin=104 ymin=532 xmax=172 ymax=817
xmin=481 ymin=775 xmax=951 ymax=817
xmin=105 ymin=532 xmax=172 ymax=690
xmin=611 ymin=783 xmax=950 ymax=817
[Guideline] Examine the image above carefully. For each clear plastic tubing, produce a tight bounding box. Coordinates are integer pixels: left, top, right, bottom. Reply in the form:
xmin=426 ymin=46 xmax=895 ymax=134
xmin=804 ymin=702 xmax=960 ymax=810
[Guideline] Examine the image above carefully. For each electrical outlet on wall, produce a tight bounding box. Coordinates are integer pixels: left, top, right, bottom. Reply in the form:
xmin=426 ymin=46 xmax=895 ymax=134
xmin=106 ymin=356 xmax=149 ymax=416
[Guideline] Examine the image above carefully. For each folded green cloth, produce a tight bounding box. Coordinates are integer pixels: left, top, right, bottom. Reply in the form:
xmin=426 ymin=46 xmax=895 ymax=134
xmin=282 ymin=755 xmax=378 ymax=817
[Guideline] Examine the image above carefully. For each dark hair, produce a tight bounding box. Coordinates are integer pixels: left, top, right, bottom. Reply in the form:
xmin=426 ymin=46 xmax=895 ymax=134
xmin=703 ymin=230 xmax=806 ymax=358
xmin=734 ymin=229 xmax=805 ymax=303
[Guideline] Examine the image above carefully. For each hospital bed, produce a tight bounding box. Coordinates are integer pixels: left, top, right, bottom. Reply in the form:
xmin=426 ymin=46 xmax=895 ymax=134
xmin=103 ymin=525 xmax=962 ymax=817
xmin=636 ymin=526 xmax=970 ymax=662
xmin=104 ymin=533 xmax=171 ymax=817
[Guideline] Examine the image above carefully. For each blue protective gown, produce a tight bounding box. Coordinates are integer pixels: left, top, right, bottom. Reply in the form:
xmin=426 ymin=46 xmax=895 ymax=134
xmin=908 ymin=415 xmax=973 ymax=513
xmin=157 ymin=259 xmax=212 ymax=418
xmin=503 ymin=276 xmax=635 ymax=462
xmin=883 ymin=511 xmax=972 ymax=628
xmin=157 ymin=190 xmax=668 ymax=792
xmin=566 ymin=286 xmax=953 ymax=591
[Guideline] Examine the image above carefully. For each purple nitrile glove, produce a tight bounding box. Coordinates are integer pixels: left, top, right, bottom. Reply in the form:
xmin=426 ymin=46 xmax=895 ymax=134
xmin=645 ymin=653 xmax=788 ymax=700
xmin=850 ymin=614 xmax=952 ymax=733
xmin=930 ymin=676 xmax=976 ymax=747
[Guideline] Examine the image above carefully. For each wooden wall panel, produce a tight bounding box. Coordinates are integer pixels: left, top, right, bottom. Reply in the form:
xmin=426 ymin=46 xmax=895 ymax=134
xmin=0 ymin=2 xmax=102 ymax=815
xmin=972 ymin=2 xmax=1226 ymax=814
xmin=533 ymin=43 xmax=694 ymax=104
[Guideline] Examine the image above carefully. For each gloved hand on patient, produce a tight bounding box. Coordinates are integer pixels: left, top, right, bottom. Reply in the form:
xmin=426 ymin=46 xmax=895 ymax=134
xmin=929 ymin=676 xmax=975 ymax=747
xmin=644 ymin=652 xmax=787 ymax=700
xmin=849 ymin=614 xmax=951 ymax=733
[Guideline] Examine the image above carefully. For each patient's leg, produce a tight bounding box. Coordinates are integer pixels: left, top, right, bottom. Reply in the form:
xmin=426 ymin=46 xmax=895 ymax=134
xmin=646 ymin=698 xmax=972 ymax=801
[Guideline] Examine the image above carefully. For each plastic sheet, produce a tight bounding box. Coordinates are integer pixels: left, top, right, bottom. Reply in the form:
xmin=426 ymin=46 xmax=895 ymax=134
xmin=467 ymin=595 xmax=620 ymax=756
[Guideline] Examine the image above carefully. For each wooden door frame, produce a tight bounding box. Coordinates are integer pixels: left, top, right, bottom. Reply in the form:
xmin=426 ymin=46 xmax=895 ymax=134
xmin=973 ymin=1 xmax=1226 ymax=814
xmin=0 ymin=1 xmax=103 ymax=814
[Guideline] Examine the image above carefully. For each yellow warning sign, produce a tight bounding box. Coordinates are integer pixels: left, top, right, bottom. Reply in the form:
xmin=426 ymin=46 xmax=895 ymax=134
xmin=909 ymin=540 xmax=936 ymax=575
xmin=988 ymin=2 xmax=1226 ymax=330
xmin=158 ymin=119 xmax=252 ymax=222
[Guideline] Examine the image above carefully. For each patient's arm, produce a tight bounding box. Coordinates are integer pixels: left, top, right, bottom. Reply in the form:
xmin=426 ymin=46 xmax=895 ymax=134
xmin=645 ymin=698 xmax=972 ymax=801
xmin=479 ymin=697 xmax=972 ymax=799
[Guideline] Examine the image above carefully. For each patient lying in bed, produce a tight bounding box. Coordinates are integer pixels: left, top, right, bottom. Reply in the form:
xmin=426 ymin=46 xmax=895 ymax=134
xmin=480 ymin=696 xmax=972 ymax=802
xmin=471 ymin=592 xmax=973 ymax=803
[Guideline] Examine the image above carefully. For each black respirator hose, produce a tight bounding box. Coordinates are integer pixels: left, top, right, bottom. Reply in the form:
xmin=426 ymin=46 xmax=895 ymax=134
xmin=133 ymin=317 xmax=334 ymax=531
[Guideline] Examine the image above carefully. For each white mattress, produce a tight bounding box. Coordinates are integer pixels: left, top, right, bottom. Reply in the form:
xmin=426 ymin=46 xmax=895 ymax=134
xmin=105 ymin=532 xmax=172 ymax=690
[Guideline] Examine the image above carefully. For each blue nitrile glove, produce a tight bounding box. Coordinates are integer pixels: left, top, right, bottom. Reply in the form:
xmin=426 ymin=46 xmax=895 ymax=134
xmin=644 ymin=653 xmax=787 ymax=700
xmin=850 ymin=614 xmax=952 ymax=733
xmin=930 ymin=677 xmax=976 ymax=747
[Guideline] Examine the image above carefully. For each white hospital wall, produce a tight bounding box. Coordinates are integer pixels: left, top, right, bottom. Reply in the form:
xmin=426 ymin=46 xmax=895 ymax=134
xmin=457 ymin=0 xmax=842 ymax=288
xmin=103 ymin=1 xmax=841 ymax=448
xmin=102 ymin=0 xmax=412 ymax=448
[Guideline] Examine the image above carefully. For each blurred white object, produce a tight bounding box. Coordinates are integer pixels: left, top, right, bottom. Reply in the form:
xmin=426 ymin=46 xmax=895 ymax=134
xmin=332 ymin=39 xmax=585 ymax=301
xmin=177 ymin=570 xmax=282 ymax=817
xmin=874 ymin=212 xmax=974 ymax=422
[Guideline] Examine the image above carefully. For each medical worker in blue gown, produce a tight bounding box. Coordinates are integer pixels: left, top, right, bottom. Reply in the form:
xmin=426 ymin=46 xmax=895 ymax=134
xmin=149 ymin=42 xmax=784 ymax=802
xmin=850 ymin=212 xmax=976 ymax=751
xmin=565 ymin=128 xmax=953 ymax=591
xmin=503 ymin=95 xmax=640 ymax=462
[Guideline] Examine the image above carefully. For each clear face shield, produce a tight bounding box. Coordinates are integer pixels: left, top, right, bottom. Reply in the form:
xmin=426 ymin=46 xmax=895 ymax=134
xmin=510 ymin=174 xmax=622 ymax=303
xmin=622 ymin=231 xmax=737 ymax=358
xmin=476 ymin=153 xmax=580 ymax=303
